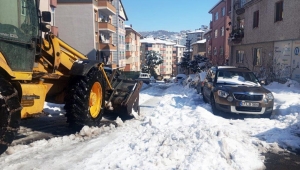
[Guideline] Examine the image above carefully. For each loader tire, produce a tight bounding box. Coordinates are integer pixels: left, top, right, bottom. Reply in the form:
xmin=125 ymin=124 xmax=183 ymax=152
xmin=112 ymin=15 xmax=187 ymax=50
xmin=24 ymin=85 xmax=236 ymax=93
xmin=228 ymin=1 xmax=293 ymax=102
xmin=65 ymin=67 xmax=105 ymax=129
xmin=0 ymin=78 xmax=21 ymax=155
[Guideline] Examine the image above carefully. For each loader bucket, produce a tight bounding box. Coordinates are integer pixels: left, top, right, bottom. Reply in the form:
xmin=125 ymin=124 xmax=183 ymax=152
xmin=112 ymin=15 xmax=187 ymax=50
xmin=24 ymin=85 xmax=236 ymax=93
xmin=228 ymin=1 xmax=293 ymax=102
xmin=105 ymin=78 xmax=143 ymax=116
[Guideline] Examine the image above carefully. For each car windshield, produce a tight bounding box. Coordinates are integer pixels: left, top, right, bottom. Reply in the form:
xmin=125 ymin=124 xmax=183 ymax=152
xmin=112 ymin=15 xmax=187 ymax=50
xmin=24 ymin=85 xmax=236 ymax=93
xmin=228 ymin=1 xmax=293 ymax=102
xmin=216 ymin=70 xmax=260 ymax=86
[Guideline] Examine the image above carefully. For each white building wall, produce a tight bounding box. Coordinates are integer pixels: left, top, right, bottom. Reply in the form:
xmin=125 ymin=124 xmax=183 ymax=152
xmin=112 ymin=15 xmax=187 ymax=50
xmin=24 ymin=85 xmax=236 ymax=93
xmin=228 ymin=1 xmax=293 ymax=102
xmin=55 ymin=4 xmax=95 ymax=59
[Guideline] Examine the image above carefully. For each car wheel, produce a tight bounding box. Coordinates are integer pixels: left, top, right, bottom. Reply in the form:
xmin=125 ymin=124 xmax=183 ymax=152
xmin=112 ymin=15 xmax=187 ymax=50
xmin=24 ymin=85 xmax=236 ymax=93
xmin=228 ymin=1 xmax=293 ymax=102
xmin=202 ymin=89 xmax=208 ymax=103
xmin=210 ymin=94 xmax=220 ymax=115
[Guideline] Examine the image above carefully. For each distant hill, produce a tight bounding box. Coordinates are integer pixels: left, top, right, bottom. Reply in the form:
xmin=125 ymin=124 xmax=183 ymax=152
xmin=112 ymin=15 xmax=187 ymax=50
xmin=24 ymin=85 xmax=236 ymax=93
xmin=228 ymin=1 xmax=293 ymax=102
xmin=139 ymin=30 xmax=180 ymax=38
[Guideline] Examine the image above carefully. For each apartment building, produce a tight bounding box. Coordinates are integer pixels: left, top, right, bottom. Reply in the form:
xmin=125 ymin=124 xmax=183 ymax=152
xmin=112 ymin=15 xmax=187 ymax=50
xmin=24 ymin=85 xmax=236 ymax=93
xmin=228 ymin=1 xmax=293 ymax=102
xmin=186 ymin=29 xmax=206 ymax=45
xmin=207 ymin=0 xmax=232 ymax=66
xmin=229 ymin=0 xmax=300 ymax=82
xmin=140 ymin=38 xmax=176 ymax=78
xmin=55 ymin=0 xmax=126 ymax=69
xmin=173 ymin=44 xmax=186 ymax=75
xmin=39 ymin=0 xmax=58 ymax=36
xmin=191 ymin=39 xmax=206 ymax=58
xmin=125 ymin=25 xmax=141 ymax=71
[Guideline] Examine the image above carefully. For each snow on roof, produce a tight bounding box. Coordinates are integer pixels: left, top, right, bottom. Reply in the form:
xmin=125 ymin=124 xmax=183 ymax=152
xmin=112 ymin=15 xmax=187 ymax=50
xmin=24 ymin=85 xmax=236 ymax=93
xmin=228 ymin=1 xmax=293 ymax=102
xmin=187 ymin=29 xmax=205 ymax=34
xmin=140 ymin=37 xmax=176 ymax=45
xmin=191 ymin=39 xmax=207 ymax=45
xmin=174 ymin=44 xmax=186 ymax=48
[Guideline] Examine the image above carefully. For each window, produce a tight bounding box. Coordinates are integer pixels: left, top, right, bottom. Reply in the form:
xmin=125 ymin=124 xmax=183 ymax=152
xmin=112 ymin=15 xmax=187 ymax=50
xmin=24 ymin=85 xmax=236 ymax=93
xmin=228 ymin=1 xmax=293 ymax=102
xmin=253 ymin=10 xmax=259 ymax=28
xmin=221 ymin=27 xmax=224 ymax=36
xmin=215 ymin=12 xmax=219 ymax=21
xmin=222 ymin=7 xmax=225 ymax=16
xmin=253 ymin=48 xmax=262 ymax=66
xmin=213 ymin=47 xmax=217 ymax=55
xmin=220 ymin=46 xmax=224 ymax=55
xmin=214 ymin=29 xmax=218 ymax=38
xmin=236 ymin=50 xmax=244 ymax=63
xmin=21 ymin=0 xmax=26 ymax=15
xmin=275 ymin=1 xmax=283 ymax=22
xmin=239 ymin=19 xmax=245 ymax=29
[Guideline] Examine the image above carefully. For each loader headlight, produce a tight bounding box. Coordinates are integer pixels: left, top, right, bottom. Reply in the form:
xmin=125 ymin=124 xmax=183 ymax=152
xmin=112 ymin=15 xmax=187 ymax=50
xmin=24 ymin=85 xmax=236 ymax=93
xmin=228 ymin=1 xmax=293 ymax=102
xmin=217 ymin=90 xmax=229 ymax=98
xmin=266 ymin=93 xmax=274 ymax=100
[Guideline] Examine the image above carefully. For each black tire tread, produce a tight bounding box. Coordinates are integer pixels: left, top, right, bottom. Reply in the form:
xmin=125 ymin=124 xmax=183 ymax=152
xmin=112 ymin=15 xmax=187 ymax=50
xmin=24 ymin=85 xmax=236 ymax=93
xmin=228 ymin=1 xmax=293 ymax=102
xmin=64 ymin=68 xmax=105 ymax=129
xmin=0 ymin=78 xmax=21 ymax=155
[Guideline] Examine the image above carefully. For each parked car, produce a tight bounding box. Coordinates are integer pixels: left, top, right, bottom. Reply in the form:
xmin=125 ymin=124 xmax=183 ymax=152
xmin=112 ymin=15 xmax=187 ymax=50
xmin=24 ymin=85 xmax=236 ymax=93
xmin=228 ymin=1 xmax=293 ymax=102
xmin=202 ymin=66 xmax=274 ymax=118
xmin=175 ymin=74 xmax=187 ymax=84
xmin=136 ymin=73 xmax=151 ymax=84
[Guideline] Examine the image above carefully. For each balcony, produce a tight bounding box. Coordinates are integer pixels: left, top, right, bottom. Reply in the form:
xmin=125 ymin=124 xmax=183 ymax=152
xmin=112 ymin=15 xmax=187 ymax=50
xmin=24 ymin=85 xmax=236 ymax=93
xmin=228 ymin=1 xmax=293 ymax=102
xmin=98 ymin=22 xmax=116 ymax=33
xmin=229 ymin=28 xmax=244 ymax=44
xmin=50 ymin=0 xmax=57 ymax=8
xmin=51 ymin=26 xmax=58 ymax=36
xmin=98 ymin=43 xmax=117 ymax=51
xmin=98 ymin=1 xmax=116 ymax=15
xmin=160 ymin=48 xmax=166 ymax=51
xmin=125 ymin=38 xmax=132 ymax=43
xmin=126 ymin=51 xmax=132 ymax=57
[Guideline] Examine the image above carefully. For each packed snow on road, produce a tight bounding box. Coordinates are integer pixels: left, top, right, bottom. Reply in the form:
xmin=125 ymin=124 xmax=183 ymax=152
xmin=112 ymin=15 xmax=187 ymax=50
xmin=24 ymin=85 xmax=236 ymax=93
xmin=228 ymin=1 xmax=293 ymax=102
xmin=0 ymin=80 xmax=300 ymax=170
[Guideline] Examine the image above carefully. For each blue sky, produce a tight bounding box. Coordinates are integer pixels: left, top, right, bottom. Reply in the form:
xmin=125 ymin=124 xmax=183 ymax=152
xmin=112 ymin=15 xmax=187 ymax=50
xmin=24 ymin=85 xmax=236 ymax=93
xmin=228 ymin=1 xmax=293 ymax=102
xmin=122 ymin=0 xmax=220 ymax=32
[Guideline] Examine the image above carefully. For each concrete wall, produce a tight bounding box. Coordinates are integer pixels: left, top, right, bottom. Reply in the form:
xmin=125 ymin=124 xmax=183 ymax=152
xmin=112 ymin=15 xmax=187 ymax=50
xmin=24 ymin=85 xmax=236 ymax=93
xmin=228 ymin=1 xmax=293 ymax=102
xmin=230 ymin=0 xmax=300 ymax=82
xmin=55 ymin=4 xmax=95 ymax=59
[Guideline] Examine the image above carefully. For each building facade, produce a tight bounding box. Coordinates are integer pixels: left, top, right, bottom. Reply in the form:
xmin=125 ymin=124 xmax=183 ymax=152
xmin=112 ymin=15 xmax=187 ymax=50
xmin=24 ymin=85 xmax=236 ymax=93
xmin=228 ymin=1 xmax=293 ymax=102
xmin=140 ymin=38 xmax=176 ymax=78
xmin=40 ymin=0 xmax=58 ymax=36
xmin=173 ymin=44 xmax=186 ymax=75
xmin=208 ymin=0 xmax=232 ymax=66
xmin=229 ymin=0 xmax=300 ymax=82
xmin=125 ymin=25 xmax=141 ymax=71
xmin=191 ymin=39 xmax=206 ymax=58
xmin=55 ymin=0 xmax=126 ymax=69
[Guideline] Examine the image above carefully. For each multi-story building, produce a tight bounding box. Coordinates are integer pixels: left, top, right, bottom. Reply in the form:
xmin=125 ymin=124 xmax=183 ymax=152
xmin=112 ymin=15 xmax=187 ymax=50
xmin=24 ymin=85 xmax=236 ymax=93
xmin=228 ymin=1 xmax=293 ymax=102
xmin=125 ymin=25 xmax=141 ymax=71
xmin=173 ymin=44 xmax=186 ymax=75
xmin=191 ymin=39 xmax=206 ymax=58
xmin=140 ymin=38 xmax=176 ymax=78
xmin=186 ymin=29 xmax=206 ymax=45
xmin=111 ymin=0 xmax=127 ymax=68
xmin=207 ymin=0 xmax=232 ymax=66
xmin=40 ymin=0 xmax=58 ymax=36
xmin=229 ymin=0 xmax=300 ymax=82
xmin=55 ymin=0 xmax=126 ymax=69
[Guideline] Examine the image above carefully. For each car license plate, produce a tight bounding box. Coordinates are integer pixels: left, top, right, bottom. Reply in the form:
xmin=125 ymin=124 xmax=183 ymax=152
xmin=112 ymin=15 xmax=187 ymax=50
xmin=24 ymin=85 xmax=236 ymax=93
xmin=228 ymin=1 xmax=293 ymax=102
xmin=240 ymin=101 xmax=259 ymax=107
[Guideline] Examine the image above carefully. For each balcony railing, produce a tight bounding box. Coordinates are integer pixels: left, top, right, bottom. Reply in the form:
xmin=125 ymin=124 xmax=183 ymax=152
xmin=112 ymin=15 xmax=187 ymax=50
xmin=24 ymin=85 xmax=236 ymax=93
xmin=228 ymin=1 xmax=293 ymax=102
xmin=50 ymin=0 xmax=57 ymax=7
xmin=229 ymin=28 xmax=244 ymax=44
xmin=51 ymin=26 xmax=58 ymax=36
xmin=98 ymin=1 xmax=116 ymax=15
xmin=98 ymin=22 xmax=116 ymax=33
xmin=98 ymin=43 xmax=117 ymax=51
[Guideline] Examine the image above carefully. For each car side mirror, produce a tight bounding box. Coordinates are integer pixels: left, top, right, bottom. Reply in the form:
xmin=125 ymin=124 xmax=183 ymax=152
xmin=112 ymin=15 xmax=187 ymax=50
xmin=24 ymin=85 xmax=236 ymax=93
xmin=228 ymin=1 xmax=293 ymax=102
xmin=260 ymin=80 xmax=265 ymax=85
xmin=42 ymin=11 xmax=51 ymax=22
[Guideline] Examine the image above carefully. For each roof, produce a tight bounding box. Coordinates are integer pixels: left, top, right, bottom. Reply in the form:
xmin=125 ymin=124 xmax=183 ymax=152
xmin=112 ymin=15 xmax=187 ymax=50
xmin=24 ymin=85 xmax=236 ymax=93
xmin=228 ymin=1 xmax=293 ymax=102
xmin=187 ymin=30 xmax=205 ymax=34
xmin=140 ymin=37 xmax=176 ymax=45
xmin=119 ymin=0 xmax=128 ymax=21
xmin=174 ymin=44 xmax=186 ymax=48
xmin=125 ymin=25 xmax=142 ymax=37
xmin=209 ymin=0 xmax=224 ymax=13
xmin=191 ymin=39 xmax=206 ymax=45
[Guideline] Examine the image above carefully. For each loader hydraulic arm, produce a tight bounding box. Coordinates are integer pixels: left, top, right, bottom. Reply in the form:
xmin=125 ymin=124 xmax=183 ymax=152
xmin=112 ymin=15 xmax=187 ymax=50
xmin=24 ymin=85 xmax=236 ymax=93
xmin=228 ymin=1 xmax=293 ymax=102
xmin=40 ymin=33 xmax=89 ymax=72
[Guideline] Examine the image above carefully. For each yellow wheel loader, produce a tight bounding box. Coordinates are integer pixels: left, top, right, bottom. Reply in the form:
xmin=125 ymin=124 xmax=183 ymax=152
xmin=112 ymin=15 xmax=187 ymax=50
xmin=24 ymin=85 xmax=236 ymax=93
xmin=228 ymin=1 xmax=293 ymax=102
xmin=0 ymin=0 xmax=142 ymax=154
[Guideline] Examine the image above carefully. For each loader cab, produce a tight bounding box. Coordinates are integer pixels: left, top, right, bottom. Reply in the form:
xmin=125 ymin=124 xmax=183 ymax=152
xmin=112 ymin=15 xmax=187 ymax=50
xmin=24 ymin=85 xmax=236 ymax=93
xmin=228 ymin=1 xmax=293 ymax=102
xmin=0 ymin=0 xmax=39 ymax=72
